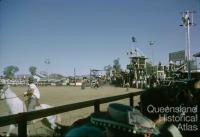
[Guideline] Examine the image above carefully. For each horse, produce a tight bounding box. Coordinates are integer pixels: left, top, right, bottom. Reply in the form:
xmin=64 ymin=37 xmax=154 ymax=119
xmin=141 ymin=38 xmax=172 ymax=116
xmin=0 ymin=85 xmax=61 ymax=137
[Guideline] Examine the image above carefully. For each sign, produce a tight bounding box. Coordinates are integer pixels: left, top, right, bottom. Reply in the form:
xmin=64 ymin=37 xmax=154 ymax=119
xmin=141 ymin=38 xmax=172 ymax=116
xmin=169 ymin=50 xmax=185 ymax=62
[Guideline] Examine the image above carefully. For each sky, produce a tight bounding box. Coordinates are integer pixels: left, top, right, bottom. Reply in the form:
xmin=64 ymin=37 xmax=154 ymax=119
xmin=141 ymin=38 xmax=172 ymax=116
xmin=0 ymin=0 xmax=200 ymax=76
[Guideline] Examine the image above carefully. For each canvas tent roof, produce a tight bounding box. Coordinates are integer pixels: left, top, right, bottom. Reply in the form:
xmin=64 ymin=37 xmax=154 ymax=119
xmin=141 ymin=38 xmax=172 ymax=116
xmin=193 ymin=51 xmax=200 ymax=57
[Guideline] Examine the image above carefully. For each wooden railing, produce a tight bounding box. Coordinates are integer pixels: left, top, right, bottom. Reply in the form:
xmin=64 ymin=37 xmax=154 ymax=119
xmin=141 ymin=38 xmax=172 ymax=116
xmin=0 ymin=91 xmax=143 ymax=137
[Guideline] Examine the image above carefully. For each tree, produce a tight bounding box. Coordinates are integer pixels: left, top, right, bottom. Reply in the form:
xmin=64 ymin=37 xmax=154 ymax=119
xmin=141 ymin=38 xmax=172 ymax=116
xmin=146 ymin=62 xmax=153 ymax=75
xmin=3 ymin=65 xmax=19 ymax=79
xmin=158 ymin=61 xmax=162 ymax=71
xmin=113 ymin=58 xmax=121 ymax=72
xmin=112 ymin=58 xmax=123 ymax=87
xmin=29 ymin=66 xmax=37 ymax=75
xmin=104 ymin=65 xmax=112 ymax=77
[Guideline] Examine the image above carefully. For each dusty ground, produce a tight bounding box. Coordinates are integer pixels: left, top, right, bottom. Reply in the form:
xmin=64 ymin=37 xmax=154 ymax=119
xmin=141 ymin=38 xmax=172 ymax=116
xmin=0 ymin=86 xmax=142 ymax=136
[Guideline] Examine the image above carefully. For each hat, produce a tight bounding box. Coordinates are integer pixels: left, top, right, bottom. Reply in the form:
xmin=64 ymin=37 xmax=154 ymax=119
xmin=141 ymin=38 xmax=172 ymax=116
xmin=185 ymin=79 xmax=200 ymax=91
xmin=90 ymin=103 xmax=160 ymax=135
xmin=193 ymin=79 xmax=200 ymax=89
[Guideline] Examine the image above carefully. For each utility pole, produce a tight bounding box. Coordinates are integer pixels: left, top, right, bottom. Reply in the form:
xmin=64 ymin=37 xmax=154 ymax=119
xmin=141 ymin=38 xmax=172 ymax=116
xmin=74 ymin=67 xmax=76 ymax=86
xmin=180 ymin=10 xmax=195 ymax=80
xmin=90 ymin=69 xmax=91 ymax=86
xmin=148 ymin=41 xmax=155 ymax=74
xmin=126 ymin=36 xmax=137 ymax=86
xmin=44 ymin=59 xmax=50 ymax=83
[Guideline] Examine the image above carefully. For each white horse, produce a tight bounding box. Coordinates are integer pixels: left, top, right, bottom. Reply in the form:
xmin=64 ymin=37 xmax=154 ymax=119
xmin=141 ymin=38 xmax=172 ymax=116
xmin=0 ymin=85 xmax=61 ymax=137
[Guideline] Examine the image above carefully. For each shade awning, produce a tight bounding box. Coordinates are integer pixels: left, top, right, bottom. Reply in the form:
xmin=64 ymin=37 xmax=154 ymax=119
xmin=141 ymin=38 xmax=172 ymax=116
xmin=193 ymin=51 xmax=200 ymax=57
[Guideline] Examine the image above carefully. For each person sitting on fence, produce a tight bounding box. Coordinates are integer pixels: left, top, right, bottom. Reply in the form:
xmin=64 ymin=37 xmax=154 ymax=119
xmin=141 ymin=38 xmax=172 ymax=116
xmin=24 ymin=76 xmax=40 ymax=111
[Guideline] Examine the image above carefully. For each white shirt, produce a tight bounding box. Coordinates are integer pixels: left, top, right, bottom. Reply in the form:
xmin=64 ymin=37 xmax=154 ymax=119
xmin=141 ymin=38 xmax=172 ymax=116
xmin=28 ymin=83 xmax=40 ymax=99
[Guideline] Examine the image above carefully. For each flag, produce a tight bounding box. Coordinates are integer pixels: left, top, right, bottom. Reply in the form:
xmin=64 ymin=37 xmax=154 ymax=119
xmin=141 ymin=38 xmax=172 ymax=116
xmin=149 ymin=41 xmax=154 ymax=46
xmin=45 ymin=59 xmax=50 ymax=64
xmin=132 ymin=36 xmax=136 ymax=42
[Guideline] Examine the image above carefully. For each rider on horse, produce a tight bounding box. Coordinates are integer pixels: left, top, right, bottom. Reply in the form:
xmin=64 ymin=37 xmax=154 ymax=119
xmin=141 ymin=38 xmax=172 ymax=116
xmin=24 ymin=77 xmax=40 ymax=111
xmin=0 ymin=79 xmax=7 ymax=91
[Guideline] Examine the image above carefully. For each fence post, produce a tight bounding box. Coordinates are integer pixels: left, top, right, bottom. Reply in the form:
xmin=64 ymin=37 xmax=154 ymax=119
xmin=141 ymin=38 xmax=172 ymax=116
xmin=94 ymin=100 xmax=100 ymax=112
xmin=129 ymin=93 xmax=134 ymax=107
xmin=17 ymin=113 xmax=27 ymax=137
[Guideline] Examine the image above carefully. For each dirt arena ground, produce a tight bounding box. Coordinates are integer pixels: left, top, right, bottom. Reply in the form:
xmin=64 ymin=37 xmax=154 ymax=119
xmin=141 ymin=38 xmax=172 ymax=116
xmin=0 ymin=86 xmax=142 ymax=136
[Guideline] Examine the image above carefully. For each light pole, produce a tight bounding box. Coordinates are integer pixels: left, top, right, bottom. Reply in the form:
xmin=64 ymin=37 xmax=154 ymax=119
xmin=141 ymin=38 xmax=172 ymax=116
xmin=148 ymin=41 xmax=155 ymax=74
xmin=74 ymin=67 xmax=76 ymax=86
xmin=180 ymin=10 xmax=195 ymax=80
xmin=44 ymin=59 xmax=50 ymax=82
xmin=126 ymin=36 xmax=137 ymax=86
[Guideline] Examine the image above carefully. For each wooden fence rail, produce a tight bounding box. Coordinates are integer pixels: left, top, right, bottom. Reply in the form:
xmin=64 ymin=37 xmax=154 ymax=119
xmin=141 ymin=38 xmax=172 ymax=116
xmin=0 ymin=91 xmax=143 ymax=137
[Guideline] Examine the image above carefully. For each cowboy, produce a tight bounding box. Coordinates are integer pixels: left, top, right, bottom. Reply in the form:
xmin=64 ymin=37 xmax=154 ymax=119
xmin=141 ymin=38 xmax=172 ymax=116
xmin=0 ymin=80 xmax=4 ymax=91
xmin=0 ymin=79 xmax=8 ymax=93
xmin=125 ymin=82 xmax=130 ymax=91
xmin=24 ymin=77 xmax=40 ymax=111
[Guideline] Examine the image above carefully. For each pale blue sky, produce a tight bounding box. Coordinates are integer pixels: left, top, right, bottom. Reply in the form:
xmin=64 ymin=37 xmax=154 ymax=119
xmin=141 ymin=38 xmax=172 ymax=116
xmin=0 ymin=0 xmax=200 ymax=76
